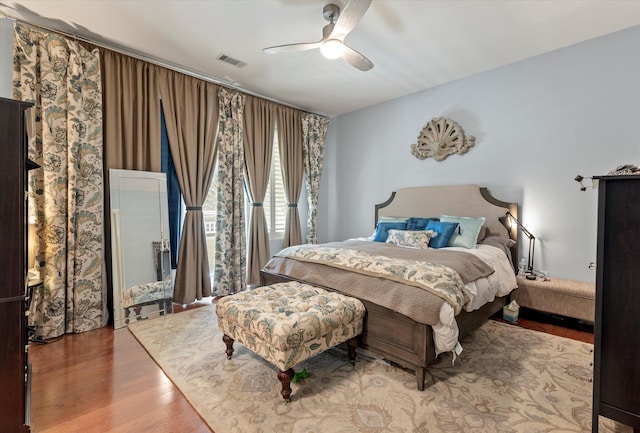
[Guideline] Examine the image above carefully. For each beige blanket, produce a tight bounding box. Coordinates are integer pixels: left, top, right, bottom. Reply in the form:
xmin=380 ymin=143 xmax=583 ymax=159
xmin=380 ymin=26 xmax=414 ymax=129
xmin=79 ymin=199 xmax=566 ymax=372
xmin=262 ymin=240 xmax=494 ymax=325
xmin=322 ymin=241 xmax=494 ymax=284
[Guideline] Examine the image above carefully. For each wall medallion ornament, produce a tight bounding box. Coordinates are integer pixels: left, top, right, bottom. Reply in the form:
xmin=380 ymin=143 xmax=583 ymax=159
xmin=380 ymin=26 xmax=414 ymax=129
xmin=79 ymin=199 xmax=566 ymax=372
xmin=410 ymin=117 xmax=475 ymax=161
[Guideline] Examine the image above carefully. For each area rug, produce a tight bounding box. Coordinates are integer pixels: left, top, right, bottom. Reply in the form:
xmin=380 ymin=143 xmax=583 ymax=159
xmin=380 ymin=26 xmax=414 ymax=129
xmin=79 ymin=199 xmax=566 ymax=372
xmin=128 ymin=305 xmax=628 ymax=433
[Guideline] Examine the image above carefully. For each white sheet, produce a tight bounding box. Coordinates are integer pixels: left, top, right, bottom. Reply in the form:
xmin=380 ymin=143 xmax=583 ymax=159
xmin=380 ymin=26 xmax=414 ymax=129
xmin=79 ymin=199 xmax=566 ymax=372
xmin=432 ymin=244 xmax=517 ymax=356
xmin=454 ymin=244 xmax=518 ymax=307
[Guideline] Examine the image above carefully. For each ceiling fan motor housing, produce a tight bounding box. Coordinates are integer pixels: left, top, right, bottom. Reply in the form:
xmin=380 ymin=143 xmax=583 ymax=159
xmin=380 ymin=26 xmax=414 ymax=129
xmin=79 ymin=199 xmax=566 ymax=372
xmin=323 ymin=4 xmax=340 ymax=22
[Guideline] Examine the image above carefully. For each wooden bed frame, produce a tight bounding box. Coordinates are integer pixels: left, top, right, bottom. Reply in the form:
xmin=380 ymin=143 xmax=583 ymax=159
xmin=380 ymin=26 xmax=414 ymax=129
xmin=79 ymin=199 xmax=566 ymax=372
xmin=260 ymin=184 xmax=518 ymax=390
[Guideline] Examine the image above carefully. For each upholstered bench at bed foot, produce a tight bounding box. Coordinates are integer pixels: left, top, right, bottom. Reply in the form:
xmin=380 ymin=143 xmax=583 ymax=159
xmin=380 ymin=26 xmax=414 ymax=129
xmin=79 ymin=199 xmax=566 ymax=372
xmin=511 ymin=275 xmax=595 ymax=323
xmin=215 ymin=281 xmax=366 ymax=401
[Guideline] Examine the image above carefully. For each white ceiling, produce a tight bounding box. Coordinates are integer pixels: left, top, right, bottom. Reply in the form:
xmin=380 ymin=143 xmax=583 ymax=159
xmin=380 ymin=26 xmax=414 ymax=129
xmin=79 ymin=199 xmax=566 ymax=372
xmin=2 ymin=0 xmax=640 ymax=117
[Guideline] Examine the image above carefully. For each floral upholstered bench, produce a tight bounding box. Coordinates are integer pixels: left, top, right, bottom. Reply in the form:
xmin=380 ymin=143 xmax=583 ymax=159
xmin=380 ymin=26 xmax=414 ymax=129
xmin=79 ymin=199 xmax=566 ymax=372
xmin=215 ymin=281 xmax=366 ymax=401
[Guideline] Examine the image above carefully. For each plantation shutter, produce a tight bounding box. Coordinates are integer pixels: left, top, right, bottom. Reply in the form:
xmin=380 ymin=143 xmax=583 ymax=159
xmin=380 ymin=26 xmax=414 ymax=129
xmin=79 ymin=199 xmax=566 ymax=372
xmin=264 ymin=133 xmax=286 ymax=235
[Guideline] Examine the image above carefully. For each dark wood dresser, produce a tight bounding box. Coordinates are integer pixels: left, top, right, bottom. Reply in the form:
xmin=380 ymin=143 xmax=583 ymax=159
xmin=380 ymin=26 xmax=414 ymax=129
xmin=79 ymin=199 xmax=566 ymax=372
xmin=0 ymin=97 xmax=34 ymax=433
xmin=592 ymin=174 xmax=640 ymax=433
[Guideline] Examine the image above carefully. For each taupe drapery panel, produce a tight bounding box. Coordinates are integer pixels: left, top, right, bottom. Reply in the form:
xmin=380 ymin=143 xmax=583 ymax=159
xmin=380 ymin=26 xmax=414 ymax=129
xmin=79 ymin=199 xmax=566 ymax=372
xmin=302 ymin=113 xmax=329 ymax=244
xmin=158 ymin=69 xmax=219 ymax=304
xmin=102 ymin=50 xmax=161 ymax=171
xmin=101 ymin=51 xmax=162 ymax=317
xmin=277 ymin=106 xmax=304 ymax=248
xmin=213 ymin=88 xmax=246 ymax=296
xmin=243 ymin=96 xmax=277 ymax=285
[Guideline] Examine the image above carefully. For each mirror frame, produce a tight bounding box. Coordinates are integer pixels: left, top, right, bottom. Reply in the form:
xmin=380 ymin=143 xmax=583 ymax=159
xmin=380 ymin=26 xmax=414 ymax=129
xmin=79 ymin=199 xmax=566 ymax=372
xmin=109 ymin=169 xmax=173 ymax=329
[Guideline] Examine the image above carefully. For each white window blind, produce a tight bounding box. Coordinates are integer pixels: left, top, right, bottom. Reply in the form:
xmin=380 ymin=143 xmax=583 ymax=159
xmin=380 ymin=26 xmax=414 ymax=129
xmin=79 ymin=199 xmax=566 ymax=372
xmin=264 ymin=134 xmax=286 ymax=236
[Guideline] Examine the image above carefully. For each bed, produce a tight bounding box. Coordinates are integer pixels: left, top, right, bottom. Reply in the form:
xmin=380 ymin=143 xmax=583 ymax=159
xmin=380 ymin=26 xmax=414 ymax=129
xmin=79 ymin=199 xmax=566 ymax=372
xmin=260 ymin=184 xmax=518 ymax=390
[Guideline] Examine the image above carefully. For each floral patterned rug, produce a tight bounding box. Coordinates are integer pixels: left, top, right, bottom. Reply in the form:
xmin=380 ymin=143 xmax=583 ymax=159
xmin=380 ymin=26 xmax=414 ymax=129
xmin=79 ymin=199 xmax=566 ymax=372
xmin=128 ymin=305 xmax=629 ymax=433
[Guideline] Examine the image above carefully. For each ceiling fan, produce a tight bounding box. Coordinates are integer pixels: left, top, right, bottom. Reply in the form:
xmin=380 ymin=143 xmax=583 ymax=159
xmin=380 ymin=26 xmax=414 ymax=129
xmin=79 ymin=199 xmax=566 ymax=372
xmin=263 ymin=0 xmax=374 ymax=71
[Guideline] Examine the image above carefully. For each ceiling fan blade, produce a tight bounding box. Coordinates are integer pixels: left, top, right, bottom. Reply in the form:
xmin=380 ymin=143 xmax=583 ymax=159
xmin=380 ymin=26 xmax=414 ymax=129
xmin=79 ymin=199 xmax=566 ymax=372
xmin=341 ymin=45 xmax=374 ymax=71
xmin=263 ymin=42 xmax=321 ymax=54
xmin=331 ymin=0 xmax=372 ymax=40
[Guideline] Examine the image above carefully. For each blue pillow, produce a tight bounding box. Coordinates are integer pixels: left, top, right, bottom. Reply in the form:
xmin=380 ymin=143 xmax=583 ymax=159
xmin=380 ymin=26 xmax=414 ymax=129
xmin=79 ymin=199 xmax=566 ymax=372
xmin=372 ymin=222 xmax=407 ymax=242
xmin=405 ymin=217 xmax=439 ymax=231
xmin=440 ymin=215 xmax=486 ymax=249
xmin=425 ymin=220 xmax=459 ymax=249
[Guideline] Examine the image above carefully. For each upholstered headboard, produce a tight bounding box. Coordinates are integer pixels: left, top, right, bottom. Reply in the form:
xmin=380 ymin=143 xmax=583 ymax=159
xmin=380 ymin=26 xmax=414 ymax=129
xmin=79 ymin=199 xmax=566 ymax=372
xmin=375 ymin=184 xmax=518 ymax=264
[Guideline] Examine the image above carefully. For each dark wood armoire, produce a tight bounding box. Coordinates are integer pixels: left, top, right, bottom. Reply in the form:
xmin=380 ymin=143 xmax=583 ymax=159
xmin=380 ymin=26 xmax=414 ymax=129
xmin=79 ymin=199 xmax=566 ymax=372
xmin=0 ymin=96 xmax=34 ymax=433
xmin=592 ymin=174 xmax=640 ymax=433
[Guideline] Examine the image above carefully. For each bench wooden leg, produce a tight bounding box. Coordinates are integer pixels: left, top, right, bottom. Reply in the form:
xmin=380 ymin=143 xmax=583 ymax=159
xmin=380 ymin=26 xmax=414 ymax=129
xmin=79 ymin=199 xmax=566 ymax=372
xmin=347 ymin=337 xmax=358 ymax=365
xmin=222 ymin=334 xmax=234 ymax=359
xmin=277 ymin=368 xmax=294 ymax=401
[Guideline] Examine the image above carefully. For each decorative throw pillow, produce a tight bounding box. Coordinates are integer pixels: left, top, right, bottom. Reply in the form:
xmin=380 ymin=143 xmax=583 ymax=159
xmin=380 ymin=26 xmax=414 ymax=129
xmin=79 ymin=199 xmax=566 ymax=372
xmin=480 ymin=236 xmax=517 ymax=267
xmin=440 ymin=214 xmax=486 ymax=249
xmin=372 ymin=221 xmax=407 ymax=242
xmin=386 ymin=229 xmax=435 ymax=249
xmin=477 ymin=225 xmax=488 ymax=243
xmin=405 ymin=217 xmax=439 ymax=231
xmin=425 ymin=220 xmax=459 ymax=248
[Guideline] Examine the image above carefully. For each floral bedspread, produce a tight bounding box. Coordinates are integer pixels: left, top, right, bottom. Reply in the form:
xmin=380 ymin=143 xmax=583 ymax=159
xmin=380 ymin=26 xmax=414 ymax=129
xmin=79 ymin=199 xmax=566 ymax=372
xmin=275 ymin=245 xmax=469 ymax=314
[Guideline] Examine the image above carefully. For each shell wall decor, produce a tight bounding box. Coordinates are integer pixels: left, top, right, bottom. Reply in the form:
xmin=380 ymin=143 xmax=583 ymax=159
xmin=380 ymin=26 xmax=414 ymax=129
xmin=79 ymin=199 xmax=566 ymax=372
xmin=410 ymin=117 xmax=475 ymax=161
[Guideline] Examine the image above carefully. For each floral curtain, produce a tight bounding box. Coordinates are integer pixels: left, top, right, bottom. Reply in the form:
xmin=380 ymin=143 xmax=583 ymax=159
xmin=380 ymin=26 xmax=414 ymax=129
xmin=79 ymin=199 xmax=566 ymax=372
xmin=13 ymin=22 xmax=105 ymax=339
xmin=213 ymin=88 xmax=246 ymax=296
xmin=302 ymin=113 xmax=329 ymax=244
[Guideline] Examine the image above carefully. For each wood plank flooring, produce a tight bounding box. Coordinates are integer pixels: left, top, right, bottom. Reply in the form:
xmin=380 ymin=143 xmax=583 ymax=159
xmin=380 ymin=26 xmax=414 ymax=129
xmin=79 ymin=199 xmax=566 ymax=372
xmin=28 ymin=301 xmax=593 ymax=433
xmin=28 ymin=300 xmax=215 ymax=433
xmin=496 ymin=307 xmax=594 ymax=344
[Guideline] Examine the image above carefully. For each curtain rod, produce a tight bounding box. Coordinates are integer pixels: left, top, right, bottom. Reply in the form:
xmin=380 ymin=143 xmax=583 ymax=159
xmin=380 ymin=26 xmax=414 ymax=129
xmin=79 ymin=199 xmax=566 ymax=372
xmin=0 ymin=13 xmax=328 ymax=119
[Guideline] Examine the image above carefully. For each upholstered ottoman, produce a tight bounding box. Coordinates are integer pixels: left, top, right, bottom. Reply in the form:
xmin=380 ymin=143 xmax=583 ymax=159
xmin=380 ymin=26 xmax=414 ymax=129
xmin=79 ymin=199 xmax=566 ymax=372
xmin=215 ymin=281 xmax=366 ymax=401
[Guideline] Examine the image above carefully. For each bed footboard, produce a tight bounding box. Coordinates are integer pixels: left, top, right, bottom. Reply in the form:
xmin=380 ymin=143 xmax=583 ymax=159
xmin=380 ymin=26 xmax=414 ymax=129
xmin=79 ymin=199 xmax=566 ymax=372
xmin=260 ymin=270 xmax=507 ymax=390
xmin=261 ymin=270 xmax=435 ymax=390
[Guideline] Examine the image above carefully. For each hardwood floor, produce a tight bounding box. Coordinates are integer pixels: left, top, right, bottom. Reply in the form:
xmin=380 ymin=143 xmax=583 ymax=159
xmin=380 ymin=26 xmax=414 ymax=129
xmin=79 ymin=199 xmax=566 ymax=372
xmin=28 ymin=300 xmax=216 ymax=433
xmin=28 ymin=301 xmax=592 ymax=433
xmin=493 ymin=307 xmax=594 ymax=344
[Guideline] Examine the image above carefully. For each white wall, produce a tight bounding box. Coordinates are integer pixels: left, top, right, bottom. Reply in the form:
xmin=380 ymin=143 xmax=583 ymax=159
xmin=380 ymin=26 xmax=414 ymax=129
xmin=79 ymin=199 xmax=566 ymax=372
xmin=0 ymin=18 xmax=14 ymax=98
xmin=319 ymin=25 xmax=640 ymax=283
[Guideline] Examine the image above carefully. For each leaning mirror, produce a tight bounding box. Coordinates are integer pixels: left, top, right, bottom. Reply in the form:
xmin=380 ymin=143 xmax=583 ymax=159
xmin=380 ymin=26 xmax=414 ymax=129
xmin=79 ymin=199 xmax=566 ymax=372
xmin=109 ymin=169 xmax=173 ymax=329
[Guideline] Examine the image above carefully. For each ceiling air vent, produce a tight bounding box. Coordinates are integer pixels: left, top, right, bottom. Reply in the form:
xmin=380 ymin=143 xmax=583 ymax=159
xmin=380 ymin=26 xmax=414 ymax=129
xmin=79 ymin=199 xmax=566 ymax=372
xmin=217 ymin=54 xmax=246 ymax=68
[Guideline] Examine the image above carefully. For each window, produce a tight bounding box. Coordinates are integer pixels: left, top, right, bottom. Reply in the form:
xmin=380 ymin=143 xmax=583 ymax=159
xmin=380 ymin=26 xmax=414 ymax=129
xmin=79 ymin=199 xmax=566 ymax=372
xmin=263 ymin=133 xmax=287 ymax=238
xmin=203 ymin=163 xmax=220 ymax=236
xmin=202 ymin=128 xmax=287 ymax=252
xmin=203 ymin=211 xmax=216 ymax=235
xmin=203 ymin=163 xmax=219 ymax=275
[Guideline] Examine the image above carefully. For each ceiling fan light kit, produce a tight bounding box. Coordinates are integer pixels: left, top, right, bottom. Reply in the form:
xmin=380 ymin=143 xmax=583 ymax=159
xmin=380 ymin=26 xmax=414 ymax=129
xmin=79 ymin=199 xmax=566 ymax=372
xmin=320 ymin=39 xmax=344 ymax=59
xmin=263 ymin=0 xmax=374 ymax=71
